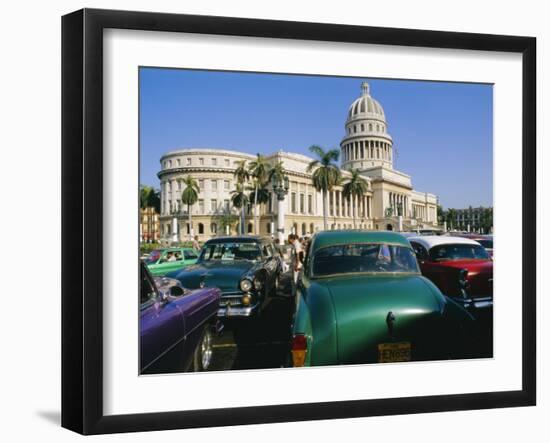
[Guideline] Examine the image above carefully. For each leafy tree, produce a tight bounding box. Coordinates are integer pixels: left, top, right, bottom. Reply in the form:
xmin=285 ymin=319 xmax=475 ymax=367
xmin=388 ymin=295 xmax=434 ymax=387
xmin=342 ymin=169 xmax=369 ymax=228
xmin=180 ymin=175 xmax=199 ymax=239
xmin=306 ymin=145 xmax=341 ymax=230
xmin=213 ymin=207 xmax=238 ymax=236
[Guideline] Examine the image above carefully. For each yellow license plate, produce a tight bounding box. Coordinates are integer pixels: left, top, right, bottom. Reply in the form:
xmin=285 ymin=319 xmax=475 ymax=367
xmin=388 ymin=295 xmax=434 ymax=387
xmin=378 ymin=342 xmax=411 ymax=363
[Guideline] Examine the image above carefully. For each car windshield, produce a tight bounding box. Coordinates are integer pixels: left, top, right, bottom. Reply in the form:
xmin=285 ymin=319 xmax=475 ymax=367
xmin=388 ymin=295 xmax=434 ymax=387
xmin=477 ymin=239 xmax=493 ymax=249
xmin=199 ymin=242 xmax=262 ymax=262
xmin=311 ymin=243 xmax=419 ymax=277
xmin=143 ymin=249 xmax=161 ymax=264
xmin=429 ymin=243 xmax=490 ymax=261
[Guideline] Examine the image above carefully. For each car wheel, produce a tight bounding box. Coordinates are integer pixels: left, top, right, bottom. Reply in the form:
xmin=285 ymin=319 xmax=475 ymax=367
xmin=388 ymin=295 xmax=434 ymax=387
xmin=193 ymin=326 xmax=213 ymax=371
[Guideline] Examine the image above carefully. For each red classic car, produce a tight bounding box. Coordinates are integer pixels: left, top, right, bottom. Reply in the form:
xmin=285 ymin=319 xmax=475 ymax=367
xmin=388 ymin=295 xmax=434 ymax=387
xmin=408 ymin=235 xmax=493 ymax=355
xmin=408 ymin=236 xmax=493 ymax=300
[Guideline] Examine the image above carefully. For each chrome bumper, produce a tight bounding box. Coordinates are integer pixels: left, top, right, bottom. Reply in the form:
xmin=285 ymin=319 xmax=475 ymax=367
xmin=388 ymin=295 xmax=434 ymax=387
xmin=450 ymin=296 xmax=493 ymax=310
xmin=217 ymin=302 xmax=259 ymax=318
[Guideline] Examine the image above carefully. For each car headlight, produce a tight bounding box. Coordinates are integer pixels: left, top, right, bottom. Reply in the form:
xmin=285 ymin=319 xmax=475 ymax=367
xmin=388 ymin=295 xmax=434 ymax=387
xmin=239 ymin=279 xmax=252 ymax=292
xmin=253 ymin=277 xmax=263 ymax=290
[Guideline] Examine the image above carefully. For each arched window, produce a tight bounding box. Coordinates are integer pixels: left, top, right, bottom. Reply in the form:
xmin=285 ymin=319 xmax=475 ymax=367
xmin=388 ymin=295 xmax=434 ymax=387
xmin=247 ymin=223 xmax=253 ymax=233
xmin=293 ymin=223 xmax=298 ymax=235
xmin=266 ymin=223 xmax=271 ymax=234
xmin=369 ymin=123 xmax=373 ymax=131
xmin=198 ymin=223 xmax=204 ymax=234
xmin=302 ymin=223 xmax=306 ymax=236
xmin=331 ymin=224 xmax=336 ymax=230
xmin=186 ymin=223 xmax=190 ymax=234
xmin=210 ymin=223 xmax=217 ymax=234
xmin=309 ymin=223 xmax=314 ymax=234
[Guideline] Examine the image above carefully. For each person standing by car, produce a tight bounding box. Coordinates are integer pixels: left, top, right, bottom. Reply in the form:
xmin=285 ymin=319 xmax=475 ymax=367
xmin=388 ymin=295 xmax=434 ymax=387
xmin=192 ymin=235 xmax=200 ymax=251
xmin=289 ymin=234 xmax=304 ymax=295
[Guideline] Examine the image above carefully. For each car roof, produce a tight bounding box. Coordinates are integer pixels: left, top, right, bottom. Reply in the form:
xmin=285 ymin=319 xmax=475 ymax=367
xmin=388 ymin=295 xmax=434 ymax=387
xmin=407 ymin=235 xmax=481 ymax=249
xmin=204 ymin=235 xmax=269 ymax=244
xmin=310 ymin=230 xmax=412 ymax=254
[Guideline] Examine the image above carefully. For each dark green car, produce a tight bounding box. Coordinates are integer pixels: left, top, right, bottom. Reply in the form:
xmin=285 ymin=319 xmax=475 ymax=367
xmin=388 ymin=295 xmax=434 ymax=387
xmin=144 ymin=247 xmax=199 ymax=277
xmin=291 ymin=231 xmax=476 ymax=367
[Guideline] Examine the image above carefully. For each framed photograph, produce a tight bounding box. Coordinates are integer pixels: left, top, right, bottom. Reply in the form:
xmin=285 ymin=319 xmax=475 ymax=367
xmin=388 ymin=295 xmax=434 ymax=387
xmin=62 ymin=8 xmax=536 ymax=435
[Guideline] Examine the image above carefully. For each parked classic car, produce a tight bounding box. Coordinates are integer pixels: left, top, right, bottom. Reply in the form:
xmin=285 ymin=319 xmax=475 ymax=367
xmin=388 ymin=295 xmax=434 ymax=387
xmin=408 ymin=236 xmax=493 ymax=301
xmin=143 ymin=247 xmax=199 ymax=276
xmin=167 ymin=236 xmax=282 ymax=319
xmin=291 ymin=231 xmax=478 ymax=367
xmin=140 ymin=261 xmax=221 ymax=374
xmin=408 ymin=235 xmax=493 ymax=354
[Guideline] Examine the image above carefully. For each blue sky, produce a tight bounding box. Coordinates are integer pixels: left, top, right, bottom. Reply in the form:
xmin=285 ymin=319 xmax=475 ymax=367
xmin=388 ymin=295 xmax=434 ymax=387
xmin=140 ymin=68 xmax=493 ymax=209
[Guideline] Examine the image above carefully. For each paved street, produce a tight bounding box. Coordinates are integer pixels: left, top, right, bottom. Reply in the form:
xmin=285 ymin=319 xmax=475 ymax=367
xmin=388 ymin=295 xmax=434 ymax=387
xmin=209 ymin=272 xmax=295 ymax=371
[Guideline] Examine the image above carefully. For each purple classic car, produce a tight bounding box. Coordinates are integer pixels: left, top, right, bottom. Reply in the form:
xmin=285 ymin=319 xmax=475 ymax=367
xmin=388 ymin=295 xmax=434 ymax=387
xmin=140 ymin=261 xmax=222 ymax=374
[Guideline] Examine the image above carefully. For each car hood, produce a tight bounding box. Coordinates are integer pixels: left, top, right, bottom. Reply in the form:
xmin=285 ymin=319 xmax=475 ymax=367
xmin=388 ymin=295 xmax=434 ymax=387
xmin=320 ymin=274 xmax=446 ymax=363
xmin=173 ymin=260 xmax=255 ymax=293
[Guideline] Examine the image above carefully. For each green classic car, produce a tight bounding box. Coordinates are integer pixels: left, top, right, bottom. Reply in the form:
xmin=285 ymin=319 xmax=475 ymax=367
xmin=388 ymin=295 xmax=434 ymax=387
xmin=144 ymin=248 xmax=199 ymax=277
xmin=291 ymin=231 xmax=477 ymax=367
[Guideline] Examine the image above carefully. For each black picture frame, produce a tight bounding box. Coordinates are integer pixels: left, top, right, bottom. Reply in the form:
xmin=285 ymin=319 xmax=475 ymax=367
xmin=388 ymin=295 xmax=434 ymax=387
xmin=62 ymin=8 xmax=536 ymax=435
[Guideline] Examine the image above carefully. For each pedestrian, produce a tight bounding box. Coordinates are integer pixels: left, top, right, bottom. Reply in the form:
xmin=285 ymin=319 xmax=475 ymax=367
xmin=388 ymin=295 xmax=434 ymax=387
xmin=290 ymin=234 xmax=304 ymax=296
xmin=192 ymin=235 xmax=200 ymax=250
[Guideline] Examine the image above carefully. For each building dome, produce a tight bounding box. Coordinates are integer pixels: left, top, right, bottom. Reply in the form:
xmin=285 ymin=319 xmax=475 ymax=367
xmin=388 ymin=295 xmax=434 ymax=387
xmin=346 ymin=82 xmax=386 ymax=122
xmin=341 ymin=82 xmax=393 ymax=172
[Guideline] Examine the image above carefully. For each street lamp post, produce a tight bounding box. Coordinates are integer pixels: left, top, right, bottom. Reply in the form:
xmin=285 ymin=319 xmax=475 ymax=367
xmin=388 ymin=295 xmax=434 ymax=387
xmin=171 ymin=209 xmax=179 ymax=244
xmin=270 ymin=173 xmax=289 ymax=244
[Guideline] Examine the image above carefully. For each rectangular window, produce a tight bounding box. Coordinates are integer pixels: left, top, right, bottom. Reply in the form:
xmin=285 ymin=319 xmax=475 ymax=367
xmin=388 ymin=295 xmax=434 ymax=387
xmin=300 ymin=194 xmax=305 ymax=214
xmin=224 ymin=199 xmax=230 ymax=210
xmin=199 ymin=158 xmax=204 ymax=165
xmin=308 ymin=195 xmax=313 ymax=214
xmin=198 ymin=199 xmax=204 ymax=213
xmin=291 ymin=193 xmax=296 ymax=213
xmin=198 ymin=179 xmax=204 ymax=189
xmin=177 ymin=159 xmax=181 ymax=166
xmin=224 ymin=180 xmax=230 ymax=190
xmin=187 ymin=157 xmax=191 ymax=165
xmin=211 ymin=199 xmax=217 ymax=212
xmin=211 ymin=179 xmax=217 ymax=190
xmin=212 ymin=158 xmax=217 ymax=166
xmin=225 ymin=159 xmax=230 ymax=166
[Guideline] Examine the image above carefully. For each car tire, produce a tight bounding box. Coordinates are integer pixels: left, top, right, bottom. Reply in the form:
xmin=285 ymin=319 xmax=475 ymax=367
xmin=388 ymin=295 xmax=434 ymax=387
xmin=193 ymin=326 xmax=213 ymax=371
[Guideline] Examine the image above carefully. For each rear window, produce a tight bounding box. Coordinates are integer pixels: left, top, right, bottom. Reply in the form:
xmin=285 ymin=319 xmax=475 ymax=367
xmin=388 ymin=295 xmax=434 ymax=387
xmin=429 ymin=243 xmax=490 ymax=261
xmin=312 ymin=243 xmax=419 ymax=277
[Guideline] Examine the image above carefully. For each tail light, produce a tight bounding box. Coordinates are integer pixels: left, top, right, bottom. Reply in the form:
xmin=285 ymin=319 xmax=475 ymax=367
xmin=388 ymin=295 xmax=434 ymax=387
xmin=291 ymin=334 xmax=307 ymax=367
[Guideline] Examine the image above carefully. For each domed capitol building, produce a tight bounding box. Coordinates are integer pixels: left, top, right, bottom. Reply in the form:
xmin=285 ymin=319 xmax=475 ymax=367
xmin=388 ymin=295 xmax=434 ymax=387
xmin=157 ymin=82 xmax=439 ymax=241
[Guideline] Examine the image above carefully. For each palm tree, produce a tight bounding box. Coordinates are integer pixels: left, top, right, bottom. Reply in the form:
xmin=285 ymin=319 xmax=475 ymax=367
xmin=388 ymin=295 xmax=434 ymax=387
xmin=306 ymin=145 xmax=341 ymax=230
xmin=231 ymin=183 xmax=249 ymax=235
xmin=248 ymin=154 xmax=270 ymax=234
xmin=234 ymin=159 xmax=250 ymax=185
xmin=140 ymin=185 xmax=161 ymax=213
xmin=248 ymin=182 xmax=271 ymax=209
xmin=180 ymin=175 xmax=199 ymax=240
xmin=233 ymin=160 xmax=250 ymax=235
xmin=268 ymin=161 xmax=286 ymax=183
xmin=342 ymin=169 xmax=369 ymax=228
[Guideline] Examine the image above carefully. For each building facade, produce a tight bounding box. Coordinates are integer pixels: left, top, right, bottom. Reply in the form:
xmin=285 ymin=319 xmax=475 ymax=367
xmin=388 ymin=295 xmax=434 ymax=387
xmin=140 ymin=207 xmax=160 ymax=242
xmin=449 ymin=206 xmax=493 ymax=233
xmin=157 ymin=82 xmax=439 ymax=242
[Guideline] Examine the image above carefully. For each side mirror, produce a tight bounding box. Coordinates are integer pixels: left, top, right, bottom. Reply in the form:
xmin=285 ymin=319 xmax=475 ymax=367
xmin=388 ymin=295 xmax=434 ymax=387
xmin=170 ymin=285 xmax=185 ymax=297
